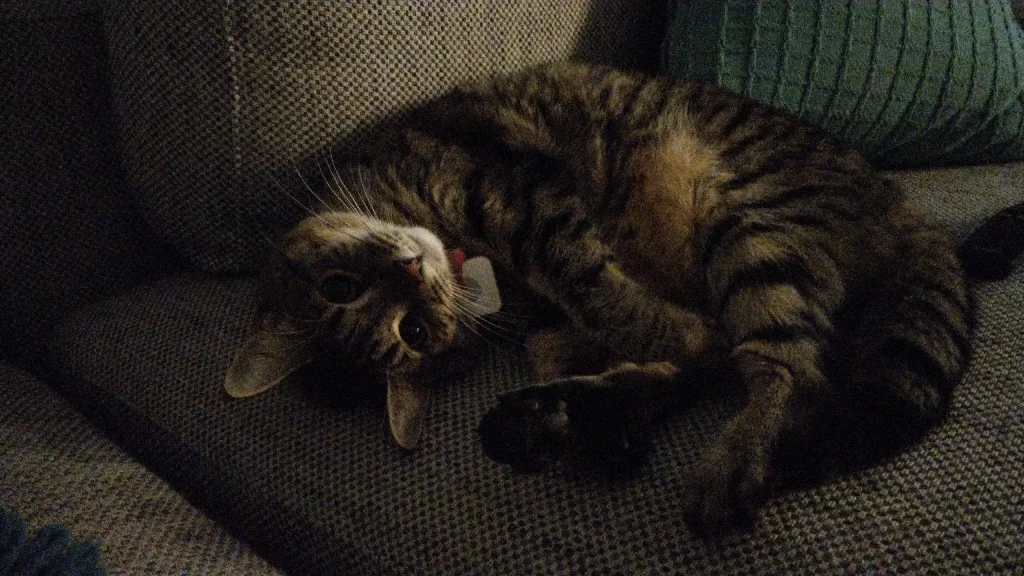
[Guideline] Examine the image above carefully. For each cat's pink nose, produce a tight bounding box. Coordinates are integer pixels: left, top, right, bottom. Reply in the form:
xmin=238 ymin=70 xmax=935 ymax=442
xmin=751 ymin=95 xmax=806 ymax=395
xmin=398 ymin=256 xmax=423 ymax=282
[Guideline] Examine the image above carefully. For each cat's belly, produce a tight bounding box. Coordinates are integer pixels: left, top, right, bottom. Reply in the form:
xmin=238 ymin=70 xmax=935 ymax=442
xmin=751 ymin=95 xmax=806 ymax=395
xmin=606 ymin=131 xmax=725 ymax=308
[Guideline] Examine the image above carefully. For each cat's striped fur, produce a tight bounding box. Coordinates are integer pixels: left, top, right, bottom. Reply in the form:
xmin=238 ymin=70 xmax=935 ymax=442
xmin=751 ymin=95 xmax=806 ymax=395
xmin=230 ymin=63 xmax=972 ymax=535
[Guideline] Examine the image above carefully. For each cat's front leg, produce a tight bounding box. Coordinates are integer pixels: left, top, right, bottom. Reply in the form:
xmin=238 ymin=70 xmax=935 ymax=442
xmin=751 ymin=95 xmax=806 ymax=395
xmin=514 ymin=196 xmax=725 ymax=370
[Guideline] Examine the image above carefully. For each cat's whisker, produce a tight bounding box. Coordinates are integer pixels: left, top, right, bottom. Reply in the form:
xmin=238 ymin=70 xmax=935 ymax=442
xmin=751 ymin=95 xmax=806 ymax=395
xmin=449 ymin=287 xmax=531 ymax=322
xmin=448 ymin=295 xmax=529 ymax=340
xmin=323 ymin=156 xmax=370 ymax=222
xmin=356 ymin=164 xmax=382 ymax=221
xmin=449 ymin=307 xmax=499 ymax=347
xmin=326 ymin=150 xmax=372 ymax=221
xmin=447 ymin=299 xmax=524 ymax=348
xmin=461 ymin=311 xmax=523 ymax=341
xmin=293 ymin=164 xmax=335 ymax=216
xmin=256 ymin=164 xmax=329 ymax=225
xmin=250 ymin=225 xmax=290 ymax=260
xmin=315 ymin=152 xmax=358 ymax=214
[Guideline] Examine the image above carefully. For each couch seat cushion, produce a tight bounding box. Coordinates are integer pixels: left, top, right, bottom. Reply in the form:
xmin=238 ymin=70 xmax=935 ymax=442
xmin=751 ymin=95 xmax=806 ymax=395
xmin=0 ymin=364 xmax=281 ymax=575
xmin=50 ymin=165 xmax=1024 ymax=575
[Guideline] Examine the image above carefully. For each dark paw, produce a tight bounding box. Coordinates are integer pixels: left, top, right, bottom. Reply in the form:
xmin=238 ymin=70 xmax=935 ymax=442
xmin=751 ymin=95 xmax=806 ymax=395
xmin=682 ymin=444 xmax=771 ymax=538
xmin=478 ymin=372 xmax=658 ymax=474
xmin=478 ymin=383 xmax=574 ymax=472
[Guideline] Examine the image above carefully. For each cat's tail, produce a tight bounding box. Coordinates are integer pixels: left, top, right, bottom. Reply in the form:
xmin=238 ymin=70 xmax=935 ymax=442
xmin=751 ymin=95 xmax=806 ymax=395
xmin=958 ymin=200 xmax=1024 ymax=281
xmin=828 ymin=207 xmax=974 ymax=465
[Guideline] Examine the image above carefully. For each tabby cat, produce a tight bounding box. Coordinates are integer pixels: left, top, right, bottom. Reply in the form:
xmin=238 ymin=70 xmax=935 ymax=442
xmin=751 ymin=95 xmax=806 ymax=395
xmin=225 ymin=63 xmax=973 ymax=535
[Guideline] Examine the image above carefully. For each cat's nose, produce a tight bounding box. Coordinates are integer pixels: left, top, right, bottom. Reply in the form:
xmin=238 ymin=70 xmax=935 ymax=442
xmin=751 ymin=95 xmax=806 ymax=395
xmin=398 ymin=256 xmax=423 ymax=282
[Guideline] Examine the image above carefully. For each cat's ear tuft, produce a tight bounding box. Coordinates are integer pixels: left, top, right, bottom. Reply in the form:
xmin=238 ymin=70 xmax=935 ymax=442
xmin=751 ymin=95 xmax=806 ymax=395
xmin=225 ymin=314 xmax=313 ymax=398
xmin=386 ymin=368 xmax=432 ymax=450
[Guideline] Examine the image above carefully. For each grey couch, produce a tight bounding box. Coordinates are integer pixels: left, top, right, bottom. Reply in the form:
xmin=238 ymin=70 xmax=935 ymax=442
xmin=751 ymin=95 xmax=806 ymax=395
xmin=2 ymin=2 xmax=1022 ymax=575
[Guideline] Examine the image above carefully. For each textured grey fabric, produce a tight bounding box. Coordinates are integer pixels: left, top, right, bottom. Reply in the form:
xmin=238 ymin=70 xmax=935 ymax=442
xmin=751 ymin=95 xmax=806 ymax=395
xmin=0 ymin=0 xmax=103 ymax=20
xmin=887 ymin=162 xmax=1024 ymax=239
xmin=0 ymin=364 xmax=282 ymax=575
xmin=0 ymin=13 xmax=160 ymax=367
xmin=102 ymin=1 xmax=666 ymax=273
xmin=50 ymin=164 xmax=1024 ymax=574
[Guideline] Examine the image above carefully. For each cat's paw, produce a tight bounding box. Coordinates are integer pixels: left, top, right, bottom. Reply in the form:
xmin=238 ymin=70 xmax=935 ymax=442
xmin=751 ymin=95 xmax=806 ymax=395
xmin=477 ymin=382 xmax=576 ymax=472
xmin=682 ymin=441 xmax=771 ymax=538
xmin=479 ymin=365 xmax=672 ymax=473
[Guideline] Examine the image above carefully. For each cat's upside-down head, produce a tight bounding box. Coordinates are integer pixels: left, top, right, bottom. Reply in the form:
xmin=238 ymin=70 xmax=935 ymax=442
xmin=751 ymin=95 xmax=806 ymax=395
xmin=225 ymin=211 xmax=468 ymax=449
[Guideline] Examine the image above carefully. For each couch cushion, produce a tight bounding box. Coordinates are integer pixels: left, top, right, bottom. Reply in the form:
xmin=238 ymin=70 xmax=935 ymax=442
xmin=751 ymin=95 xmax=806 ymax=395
xmin=0 ymin=11 xmax=162 ymax=368
xmin=103 ymin=1 xmax=666 ymax=273
xmin=0 ymin=364 xmax=282 ymax=574
xmin=49 ymin=164 xmax=1024 ymax=574
xmin=663 ymin=0 xmax=1024 ymax=168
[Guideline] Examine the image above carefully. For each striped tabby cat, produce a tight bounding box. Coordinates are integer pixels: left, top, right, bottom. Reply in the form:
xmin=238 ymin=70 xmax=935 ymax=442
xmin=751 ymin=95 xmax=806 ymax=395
xmin=226 ymin=63 xmax=972 ymax=535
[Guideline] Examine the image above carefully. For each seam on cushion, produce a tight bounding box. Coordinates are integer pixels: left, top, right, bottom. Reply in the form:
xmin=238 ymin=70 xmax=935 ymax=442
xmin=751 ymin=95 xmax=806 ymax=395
xmin=880 ymin=3 xmax=942 ymax=158
xmin=937 ymin=0 xmax=983 ymax=161
xmin=816 ymin=1 xmax=855 ymax=130
xmin=859 ymin=0 xmax=910 ymax=150
xmin=979 ymin=0 xmax=1024 ymax=160
xmin=957 ymin=0 xmax=1024 ymax=162
xmin=835 ymin=0 xmax=884 ymax=139
xmin=940 ymin=0 xmax=1000 ymax=161
xmin=976 ymin=0 xmax=1003 ymax=125
xmin=875 ymin=2 xmax=936 ymax=152
xmin=794 ymin=0 xmax=823 ymax=117
xmin=223 ymin=0 xmax=244 ymax=261
xmin=744 ymin=0 xmax=759 ymax=95
xmin=715 ymin=0 xmax=726 ymax=80
xmin=913 ymin=2 xmax=961 ymax=146
xmin=766 ymin=0 xmax=792 ymax=108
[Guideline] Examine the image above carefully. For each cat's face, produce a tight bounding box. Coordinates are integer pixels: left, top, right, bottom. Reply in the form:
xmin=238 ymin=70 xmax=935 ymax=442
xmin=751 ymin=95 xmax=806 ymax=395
xmin=225 ymin=211 xmax=465 ymax=449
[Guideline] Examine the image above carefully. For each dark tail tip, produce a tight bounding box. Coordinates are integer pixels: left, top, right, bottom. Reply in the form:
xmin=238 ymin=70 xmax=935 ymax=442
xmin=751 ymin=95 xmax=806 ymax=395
xmin=958 ymin=201 xmax=1024 ymax=281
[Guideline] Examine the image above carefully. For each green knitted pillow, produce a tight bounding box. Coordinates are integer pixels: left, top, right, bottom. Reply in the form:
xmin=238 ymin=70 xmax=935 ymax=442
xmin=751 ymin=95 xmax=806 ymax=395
xmin=662 ymin=0 xmax=1024 ymax=167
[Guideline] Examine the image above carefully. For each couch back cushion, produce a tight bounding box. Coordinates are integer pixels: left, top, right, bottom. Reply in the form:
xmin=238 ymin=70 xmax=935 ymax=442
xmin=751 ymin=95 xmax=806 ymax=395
xmin=105 ymin=1 xmax=665 ymax=272
xmin=0 ymin=7 xmax=161 ymax=368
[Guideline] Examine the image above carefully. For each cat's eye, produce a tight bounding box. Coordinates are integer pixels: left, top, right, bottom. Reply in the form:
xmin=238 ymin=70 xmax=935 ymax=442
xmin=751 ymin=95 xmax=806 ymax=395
xmin=398 ymin=315 xmax=428 ymax=350
xmin=320 ymin=274 xmax=364 ymax=304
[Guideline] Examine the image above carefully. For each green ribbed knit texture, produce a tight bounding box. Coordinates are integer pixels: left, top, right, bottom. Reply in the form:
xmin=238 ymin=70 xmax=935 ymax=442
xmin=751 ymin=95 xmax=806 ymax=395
xmin=662 ymin=0 xmax=1024 ymax=167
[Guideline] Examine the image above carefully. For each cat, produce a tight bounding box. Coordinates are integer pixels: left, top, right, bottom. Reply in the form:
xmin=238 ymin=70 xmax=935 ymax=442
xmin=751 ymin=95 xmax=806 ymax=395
xmin=225 ymin=62 xmax=973 ymax=536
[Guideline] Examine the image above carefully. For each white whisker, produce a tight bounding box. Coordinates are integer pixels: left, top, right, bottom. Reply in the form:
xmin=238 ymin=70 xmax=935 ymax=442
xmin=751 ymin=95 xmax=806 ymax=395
xmin=447 ymin=299 xmax=524 ymax=348
xmin=315 ymin=152 xmax=356 ymax=213
xmin=326 ymin=150 xmax=370 ymax=219
xmin=294 ymin=165 xmax=334 ymax=215
xmin=356 ymin=164 xmax=382 ymax=221
xmin=257 ymin=165 xmax=328 ymax=225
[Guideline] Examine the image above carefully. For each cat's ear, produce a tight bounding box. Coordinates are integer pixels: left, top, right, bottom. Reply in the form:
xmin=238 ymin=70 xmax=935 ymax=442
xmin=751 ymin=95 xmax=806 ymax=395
xmin=225 ymin=313 xmax=314 ymax=398
xmin=386 ymin=367 xmax=432 ymax=450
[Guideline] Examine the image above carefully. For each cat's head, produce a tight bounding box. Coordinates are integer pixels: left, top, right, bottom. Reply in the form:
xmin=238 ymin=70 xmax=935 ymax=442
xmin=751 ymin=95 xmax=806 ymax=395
xmin=225 ymin=211 xmax=466 ymax=449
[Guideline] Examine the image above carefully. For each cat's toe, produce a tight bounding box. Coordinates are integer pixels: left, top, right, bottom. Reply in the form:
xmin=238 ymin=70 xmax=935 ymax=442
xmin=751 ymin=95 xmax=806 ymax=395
xmin=682 ymin=446 xmax=770 ymax=538
xmin=478 ymin=385 xmax=573 ymax=472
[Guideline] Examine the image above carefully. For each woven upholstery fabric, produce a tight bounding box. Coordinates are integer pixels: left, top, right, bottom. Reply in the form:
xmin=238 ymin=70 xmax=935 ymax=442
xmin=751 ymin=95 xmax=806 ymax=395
xmin=0 ymin=364 xmax=282 ymax=575
xmin=0 ymin=0 xmax=103 ymax=19
xmin=663 ymin=0 xmax=1024 ymax=168
xmin=0 ymin=12 xmax=160 ymax=367
xmin=103 ymin=1 xmax=665 ymax=273
xmin=50 ymin=164 xmax=1024 ymax=574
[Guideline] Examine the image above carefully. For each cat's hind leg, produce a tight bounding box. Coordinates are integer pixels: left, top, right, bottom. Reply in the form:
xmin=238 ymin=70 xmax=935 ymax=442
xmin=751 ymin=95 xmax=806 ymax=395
xmin=681 ymin=208 xmax=849 ymax=536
